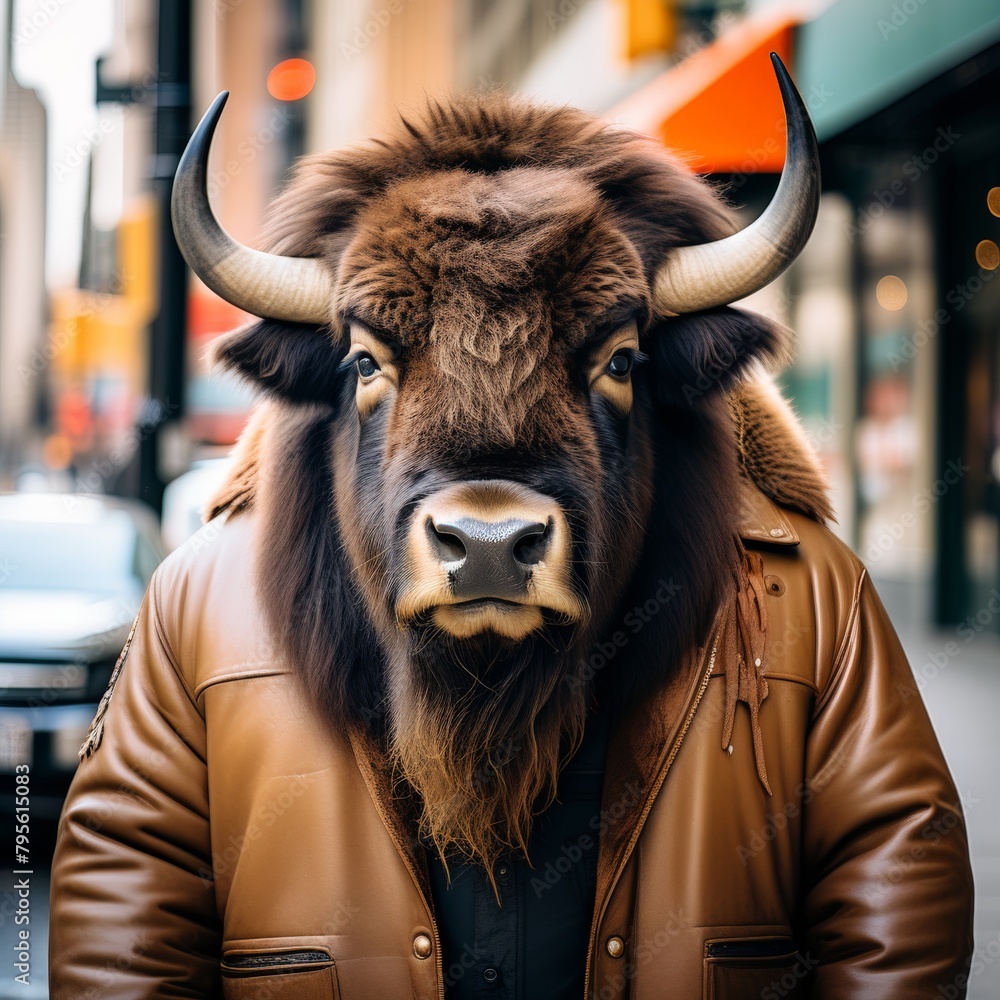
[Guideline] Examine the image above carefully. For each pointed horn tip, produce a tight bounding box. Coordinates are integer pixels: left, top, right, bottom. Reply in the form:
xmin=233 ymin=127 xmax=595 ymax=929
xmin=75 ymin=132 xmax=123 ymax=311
xmin=174 ymin=93 xmax=230 ymax=188
xmin=193 ymin=91 xmax=231 ymax=141
xmin=209 ymin=90 xmax=231 ymax=115
xmin=767 ymin=54 xmax=816 ymax=149
xmin=768 ymin=53 xmax=796 ymax=88
xmin=173 ymin=89 xmax=335 ymax=324
xmin=651 ymin=52 xmax=820 ymax=315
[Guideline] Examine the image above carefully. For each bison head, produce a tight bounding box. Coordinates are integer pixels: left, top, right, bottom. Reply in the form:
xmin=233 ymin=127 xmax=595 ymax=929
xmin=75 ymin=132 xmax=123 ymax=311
xmin=173 ymin=56 xmax=818 ymax=868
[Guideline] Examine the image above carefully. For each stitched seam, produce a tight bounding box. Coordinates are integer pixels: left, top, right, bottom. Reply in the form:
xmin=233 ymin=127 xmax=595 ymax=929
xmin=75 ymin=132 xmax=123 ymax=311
xmin=706 ymin=671 xmax=817 ymax=694
xmin=761 ymin=672 xmax=819 ymax=695
xmin=194 ymin=667 xmax=291 ymax=700
xmin=149 ymin=568 xmax=204 ymax=717
xmin=811 ymin=568 xmax=866 ymax=719
xmin=741 ymin=536 xmax=800 ymax=550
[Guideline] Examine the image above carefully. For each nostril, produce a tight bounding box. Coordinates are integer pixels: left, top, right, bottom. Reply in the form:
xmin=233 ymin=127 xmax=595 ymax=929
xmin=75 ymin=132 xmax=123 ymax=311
xmin=427 ymin=518 xmax=467 ymax=563
xmin=512 ymin=519 xmax=551 ymax=567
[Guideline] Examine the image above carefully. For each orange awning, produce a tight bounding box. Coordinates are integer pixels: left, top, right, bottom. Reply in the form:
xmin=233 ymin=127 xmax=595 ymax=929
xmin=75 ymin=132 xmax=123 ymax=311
xmin=609 ymin=10 xmax=801 ymax=174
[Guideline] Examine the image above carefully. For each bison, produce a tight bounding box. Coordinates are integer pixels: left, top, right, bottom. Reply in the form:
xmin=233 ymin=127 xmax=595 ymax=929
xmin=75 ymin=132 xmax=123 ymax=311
xmin=173 ymin=55 xmax=817 ymax=870
xmin=49 ymin=55 xmax=973 ymax=1000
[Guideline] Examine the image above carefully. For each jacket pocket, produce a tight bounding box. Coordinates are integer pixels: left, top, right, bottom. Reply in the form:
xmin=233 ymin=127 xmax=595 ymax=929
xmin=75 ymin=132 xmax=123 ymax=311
xmin=221 ymin=949 xmax=339 ymax=1000
xmin=704 ymin=937 xmax=811 ymax=1000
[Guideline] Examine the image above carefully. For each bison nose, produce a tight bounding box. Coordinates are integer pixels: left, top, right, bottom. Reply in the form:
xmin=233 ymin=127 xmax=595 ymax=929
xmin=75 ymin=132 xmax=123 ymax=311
xmin=398 ymin=480 xmax=586 ymax=633
xmin=427 ymin=515 xmax=552 ymax=598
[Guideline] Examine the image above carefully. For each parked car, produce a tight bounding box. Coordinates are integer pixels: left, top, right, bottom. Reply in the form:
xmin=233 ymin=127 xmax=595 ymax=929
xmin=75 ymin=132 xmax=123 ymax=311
xmin=0 ymin=493 xmax=164 ymax=819
xmin=161 ymin=456 xmax=234 ymax=551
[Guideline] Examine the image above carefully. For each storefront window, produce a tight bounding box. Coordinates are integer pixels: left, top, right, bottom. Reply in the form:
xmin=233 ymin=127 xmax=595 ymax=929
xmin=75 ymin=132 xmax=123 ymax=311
xmin=853 ymin=183 xmax=936 ymax=622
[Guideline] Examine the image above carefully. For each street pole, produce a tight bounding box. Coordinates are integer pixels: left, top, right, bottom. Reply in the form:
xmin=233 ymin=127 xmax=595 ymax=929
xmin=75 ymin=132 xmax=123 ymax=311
xmin=137 ymin=0 xmax=191 ymax=511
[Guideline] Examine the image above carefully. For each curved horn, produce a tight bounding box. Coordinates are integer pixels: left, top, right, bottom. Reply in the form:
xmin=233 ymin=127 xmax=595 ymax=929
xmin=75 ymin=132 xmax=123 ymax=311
xmin=171 ymin=91 xmax=333 ymax=324
xmin=653 ymin=54 xmax=820 ymax=315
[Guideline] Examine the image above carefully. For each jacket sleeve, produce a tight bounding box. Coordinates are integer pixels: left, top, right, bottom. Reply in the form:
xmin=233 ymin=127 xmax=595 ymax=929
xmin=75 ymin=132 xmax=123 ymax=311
xmin=801 ymin=569 xmax=974 ymax=998
xmin=48 ymin=563 xmax=220 ymax=998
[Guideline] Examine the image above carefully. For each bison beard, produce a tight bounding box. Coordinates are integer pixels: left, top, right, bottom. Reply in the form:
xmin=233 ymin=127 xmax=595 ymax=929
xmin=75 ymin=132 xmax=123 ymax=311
xmin=389 ymin=624 xmax=589 ymax=873
xmin=247 ymin=392 xmax=751 ymax=875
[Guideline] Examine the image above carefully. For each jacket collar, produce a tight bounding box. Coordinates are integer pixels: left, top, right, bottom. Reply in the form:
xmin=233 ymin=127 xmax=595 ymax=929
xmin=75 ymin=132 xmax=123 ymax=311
xmin=738 ymin=479 xmax=799 ymax=547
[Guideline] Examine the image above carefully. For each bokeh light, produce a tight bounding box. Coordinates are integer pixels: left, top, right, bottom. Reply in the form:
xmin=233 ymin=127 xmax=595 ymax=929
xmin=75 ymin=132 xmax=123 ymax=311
xmin=975 ymin=239 xmax=1000 ymax=270
xmin=875 ymin=274 xmax=908 ymax=310
xmin=267 ymin=57 xmax=316 ymax=101
xmin=987 ymin=187 xmax=1000 ymax=218
xmin=42 ymin=434 xmax=72 ymax=470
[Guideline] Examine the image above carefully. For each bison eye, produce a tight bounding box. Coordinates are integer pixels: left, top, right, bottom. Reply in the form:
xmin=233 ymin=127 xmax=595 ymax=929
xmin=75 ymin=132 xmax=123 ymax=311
xmin=355 ymin=353 xmax=381 ymax=380
xmin=607 ymin=350 xmax=634 ymax=379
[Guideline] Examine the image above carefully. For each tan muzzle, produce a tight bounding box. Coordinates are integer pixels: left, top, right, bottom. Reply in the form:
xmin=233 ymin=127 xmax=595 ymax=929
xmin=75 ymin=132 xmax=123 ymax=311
xmin=396 ymin=480 xmax=587 ymax=640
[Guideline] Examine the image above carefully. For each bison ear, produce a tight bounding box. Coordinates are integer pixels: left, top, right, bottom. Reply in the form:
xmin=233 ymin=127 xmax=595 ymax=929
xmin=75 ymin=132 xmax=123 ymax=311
xmin=651 ymin=307 xmax=789 ymax=408
xmin=210 ymin=319 xmax=347 ymax=404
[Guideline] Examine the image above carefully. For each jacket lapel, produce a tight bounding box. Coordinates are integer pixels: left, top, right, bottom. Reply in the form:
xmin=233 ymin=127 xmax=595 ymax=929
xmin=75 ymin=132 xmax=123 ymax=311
xmin=348 ymin=726 xmax=433 ymax=906
xmin=592 ymin=624 xmax=719 ymax=922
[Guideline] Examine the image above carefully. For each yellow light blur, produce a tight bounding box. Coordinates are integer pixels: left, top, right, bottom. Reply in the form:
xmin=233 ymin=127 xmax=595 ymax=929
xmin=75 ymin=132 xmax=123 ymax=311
xmin=987 ymin=187 xmax=1000 ymax=218
xmin=623 ymin=0 xmax=677 ymax=61
xmin=976 ymin=239 xmax=1000 ymax=270
xmin=876 ymin=275 xmax=908 ymax=310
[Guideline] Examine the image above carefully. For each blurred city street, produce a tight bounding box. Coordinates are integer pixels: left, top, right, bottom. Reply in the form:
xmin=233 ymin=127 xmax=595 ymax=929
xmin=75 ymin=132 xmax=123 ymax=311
xmin=0 ymin=0 xmax=997 ymax=995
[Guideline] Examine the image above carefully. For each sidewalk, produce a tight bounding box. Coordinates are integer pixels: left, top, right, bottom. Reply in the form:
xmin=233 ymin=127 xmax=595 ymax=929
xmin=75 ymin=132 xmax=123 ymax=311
xmin=897 ymin=622 xmax=1000 ymax=1000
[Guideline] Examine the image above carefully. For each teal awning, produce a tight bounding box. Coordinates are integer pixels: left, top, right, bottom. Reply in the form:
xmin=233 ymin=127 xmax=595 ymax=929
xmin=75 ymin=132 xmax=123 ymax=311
xmin=795 ymin=0 xmax=1000 ymax=140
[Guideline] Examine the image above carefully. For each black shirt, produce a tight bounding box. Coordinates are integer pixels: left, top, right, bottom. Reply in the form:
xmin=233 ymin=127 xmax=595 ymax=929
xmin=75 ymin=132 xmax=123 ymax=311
xmin=428 ymin=710 xmax=610 ymax=999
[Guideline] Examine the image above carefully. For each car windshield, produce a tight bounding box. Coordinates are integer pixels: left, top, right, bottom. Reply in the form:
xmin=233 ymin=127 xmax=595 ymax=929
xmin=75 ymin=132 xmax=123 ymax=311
xmin=0 ymin=513 xmax=138 ymax=593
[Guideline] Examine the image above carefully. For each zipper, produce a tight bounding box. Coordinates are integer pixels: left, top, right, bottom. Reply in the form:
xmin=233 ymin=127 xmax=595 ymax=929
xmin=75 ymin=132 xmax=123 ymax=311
xmin=222 ymin=949 xmax=331 ymax=973
xmin=434 ymin=919 xmax=445 ymax=1000
xmin=583 ymin=636 xmax=718 ymax=1000
xmin=707 ymin=939 xmax=797 ymax=960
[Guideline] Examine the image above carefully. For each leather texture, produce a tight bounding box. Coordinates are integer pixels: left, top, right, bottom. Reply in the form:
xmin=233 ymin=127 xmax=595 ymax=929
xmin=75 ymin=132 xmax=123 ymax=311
xmin=48 ymin=484 xmax=975 ymax=999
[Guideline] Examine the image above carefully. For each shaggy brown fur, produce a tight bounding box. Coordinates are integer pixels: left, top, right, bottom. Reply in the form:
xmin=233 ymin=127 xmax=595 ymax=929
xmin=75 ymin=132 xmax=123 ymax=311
xmin=204 ymin=94 xmax=830 ymax=869
xmin=728 ymin=374 xmax=833 ymax=522
xmin=389 ymin=624 xmax=590 ymax=869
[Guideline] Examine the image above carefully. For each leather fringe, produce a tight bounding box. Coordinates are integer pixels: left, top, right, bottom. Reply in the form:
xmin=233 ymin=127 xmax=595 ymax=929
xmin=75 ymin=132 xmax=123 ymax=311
xmin=722 ymin=543 xmax=772 ymax=795
xmin=78 ymin=612 xmax=140 ymax=760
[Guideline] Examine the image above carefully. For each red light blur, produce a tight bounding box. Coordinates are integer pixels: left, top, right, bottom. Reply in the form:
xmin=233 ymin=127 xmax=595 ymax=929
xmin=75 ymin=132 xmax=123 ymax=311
xmin=267 ymin=58 xmax=316 ymax=101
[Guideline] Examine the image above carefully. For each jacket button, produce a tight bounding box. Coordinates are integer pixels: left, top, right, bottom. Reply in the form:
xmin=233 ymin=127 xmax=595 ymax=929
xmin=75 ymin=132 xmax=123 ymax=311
xmin=413 ymin=934 xmax=433 ymax=959
xmin=606 ymin=936 xmax=625 ymax=958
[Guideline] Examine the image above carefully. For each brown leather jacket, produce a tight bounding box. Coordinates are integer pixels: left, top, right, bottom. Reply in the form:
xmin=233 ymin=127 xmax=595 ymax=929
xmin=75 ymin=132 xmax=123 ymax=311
xmin=49 ymin=484 xmax=974 ymax=999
